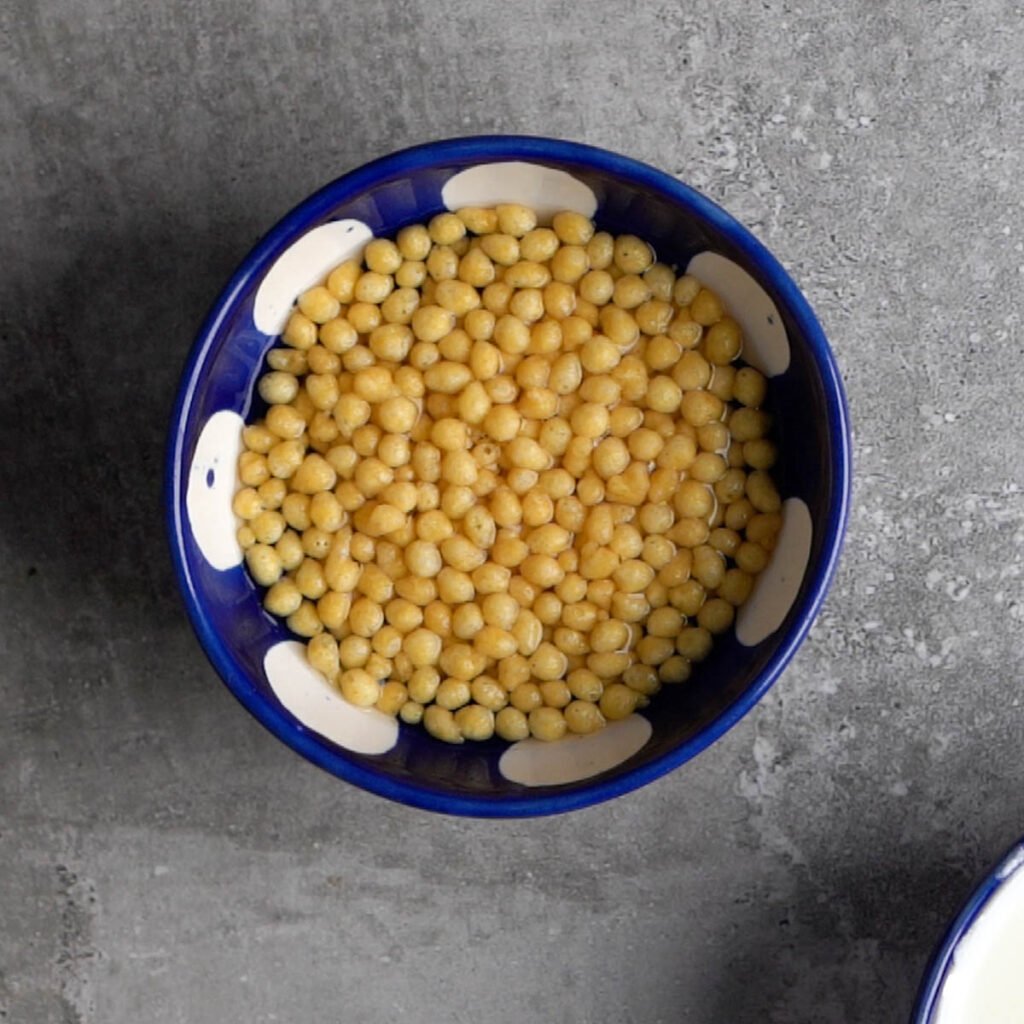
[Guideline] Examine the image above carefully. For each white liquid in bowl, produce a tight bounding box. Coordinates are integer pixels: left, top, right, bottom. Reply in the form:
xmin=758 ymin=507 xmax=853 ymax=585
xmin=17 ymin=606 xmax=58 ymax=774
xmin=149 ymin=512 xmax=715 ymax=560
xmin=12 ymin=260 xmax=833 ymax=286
xmin=934 ymin=854 xmax=1024 ymax=1024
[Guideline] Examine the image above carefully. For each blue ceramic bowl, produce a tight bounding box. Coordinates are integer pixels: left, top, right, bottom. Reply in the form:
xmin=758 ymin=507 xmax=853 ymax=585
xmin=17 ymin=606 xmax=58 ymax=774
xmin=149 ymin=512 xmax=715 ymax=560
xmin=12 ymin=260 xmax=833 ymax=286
xmin=166 ymin=135 xmax=851 ymax=817
xmin=911 ymin=839 xmax=1024 ymax=1023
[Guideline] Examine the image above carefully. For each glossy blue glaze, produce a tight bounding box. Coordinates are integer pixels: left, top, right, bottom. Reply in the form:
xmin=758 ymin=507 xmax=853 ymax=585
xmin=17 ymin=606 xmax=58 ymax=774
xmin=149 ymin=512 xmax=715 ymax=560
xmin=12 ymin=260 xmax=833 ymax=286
xmin=166 ymin=135 xmax=852 ymax=817
xmin=910 ymin=839 xmax=1024 ymax=1023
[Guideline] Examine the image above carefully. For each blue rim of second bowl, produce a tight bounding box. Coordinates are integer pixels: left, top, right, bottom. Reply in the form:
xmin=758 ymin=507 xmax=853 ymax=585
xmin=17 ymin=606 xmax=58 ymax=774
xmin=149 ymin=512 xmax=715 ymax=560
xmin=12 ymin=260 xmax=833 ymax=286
xmin=910 ymin=839 xmax=1024 ymax=1022
xmin=165 ymin=134 xmax=853 ymax=817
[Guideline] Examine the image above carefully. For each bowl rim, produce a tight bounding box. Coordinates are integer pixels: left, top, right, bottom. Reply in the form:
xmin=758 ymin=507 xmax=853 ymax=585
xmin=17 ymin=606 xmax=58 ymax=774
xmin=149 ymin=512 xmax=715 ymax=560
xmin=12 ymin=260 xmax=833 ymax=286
xmin=910 ymin=838 xmax=1024 ymax=1023
xmin=165 ymin=133 xmax=852 ymax=817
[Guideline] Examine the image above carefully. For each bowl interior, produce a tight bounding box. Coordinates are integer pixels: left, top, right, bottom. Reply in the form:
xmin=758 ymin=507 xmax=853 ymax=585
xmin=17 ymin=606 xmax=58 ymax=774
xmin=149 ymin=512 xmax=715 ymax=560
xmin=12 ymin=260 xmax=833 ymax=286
xmin=168 ymin=137 xmax=849 ymax=815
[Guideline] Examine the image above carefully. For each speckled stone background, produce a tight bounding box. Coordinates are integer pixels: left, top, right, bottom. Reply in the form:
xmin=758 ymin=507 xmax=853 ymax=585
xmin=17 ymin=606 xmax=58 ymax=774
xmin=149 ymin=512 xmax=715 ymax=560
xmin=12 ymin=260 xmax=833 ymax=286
xmin=3 ymin=0 xmax=1024 ymax=1021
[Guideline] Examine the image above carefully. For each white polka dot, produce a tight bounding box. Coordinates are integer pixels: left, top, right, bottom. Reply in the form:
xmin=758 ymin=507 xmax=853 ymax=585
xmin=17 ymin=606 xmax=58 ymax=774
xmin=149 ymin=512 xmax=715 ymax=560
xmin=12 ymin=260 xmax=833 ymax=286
xmin=186 ymin=409 xmax=245 ymax=571
xmin=686 ymin=251 xmax=791 ymax=377
xmin=264 ymin=641 xmax=399 ymax=755
xmin=997 ymin=847 xmax=1024 ymax=881
xmin=735 ymin=497 xmax=813 ymax=647
xmin=253 ymin=220 xmax=373 ymax=335
xmin=442 ymin=162 xmax=598 ymax=221
xmin=498 ymin=715 xmax=652 ymax=787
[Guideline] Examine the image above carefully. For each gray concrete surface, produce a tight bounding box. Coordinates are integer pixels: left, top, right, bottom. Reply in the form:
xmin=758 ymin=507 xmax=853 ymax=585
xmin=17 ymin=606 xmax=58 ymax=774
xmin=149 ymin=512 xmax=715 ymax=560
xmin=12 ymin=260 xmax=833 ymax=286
xmin=3 ymin=0 xmax=1024 ymax=1021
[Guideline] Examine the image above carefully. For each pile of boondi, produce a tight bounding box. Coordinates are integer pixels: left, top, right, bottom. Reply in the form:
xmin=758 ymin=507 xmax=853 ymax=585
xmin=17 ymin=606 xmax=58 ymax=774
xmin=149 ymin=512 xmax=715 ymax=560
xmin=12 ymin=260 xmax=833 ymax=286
xmin=233 ymin=205 xmax=782 ymax=744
